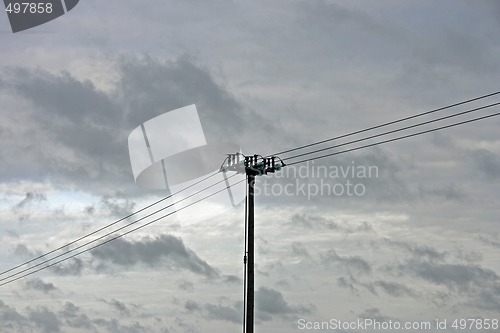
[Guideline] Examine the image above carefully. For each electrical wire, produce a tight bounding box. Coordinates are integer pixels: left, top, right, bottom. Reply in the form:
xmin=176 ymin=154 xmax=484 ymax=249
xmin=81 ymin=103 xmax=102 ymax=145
xmin=285 ymin=111 xmax=500 ymax=166
xmin=0 ymin=177 xmax=247 ymax=287
xmin=0 ymin=171 xmax=220 ymax=278
xmin=0 ymin=172 xmax=240 ymax=285
xmin=271 ymin=91 xmax=500 ymax=157
xmin=283 ymin=101 xmax=500 ymax=162
xmin=3 ymin=91 xmax=499 ymax=286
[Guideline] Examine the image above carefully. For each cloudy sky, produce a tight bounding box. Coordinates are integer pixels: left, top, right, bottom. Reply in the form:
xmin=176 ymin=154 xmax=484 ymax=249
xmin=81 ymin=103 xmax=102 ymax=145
xmin=1 ymin=1 xmax=499 ymax=332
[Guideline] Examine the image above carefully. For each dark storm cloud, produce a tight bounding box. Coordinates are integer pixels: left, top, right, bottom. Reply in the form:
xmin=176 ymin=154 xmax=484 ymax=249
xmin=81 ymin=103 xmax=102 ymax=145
xmin=25 ymin=278 xmax=58 ymax=294
xmin=117 ymin=56 xmax=248 ymax=142
xmin=0 ymin=68 xmax=127 ymax=192
xmin=90 ymin=234 xmax=219 ymax=278
xmin=0 ymin=56 xmax=268 ymax=195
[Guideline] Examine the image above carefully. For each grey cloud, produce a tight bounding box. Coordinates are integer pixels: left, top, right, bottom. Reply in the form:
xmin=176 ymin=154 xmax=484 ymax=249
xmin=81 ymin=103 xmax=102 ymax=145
xmin=184 ymin=300 xmax=201 ymax=312
xmin=470 ymin=149 xmax=500 ymax=179
xmin=383 ymin=239 xmax=446 ymax=262
xmin=288 ymin=213 xmax=373 ymax=234
xmin=58 ymin=302 xmax=95 ymax=331
xmin=204 ymin=303 xmax=241 ymax=324
xmin=183 ymin=299 xmax=240 ymax=323
xmin=28 ymin=307 xmax=61 ymax=333
xmin=177 ymin=279 xmax=194 ymax=292
xmin=322 ymin=249 xmax=371 ymax=275
xmin=479 ymin=235 xmax=500 ymax=249
xmin=49 ymin=258 xmax=84 ymax=276
xmin=92 ymin=318 xmax=147 ymax=333
xmin=336 ymin=274 xmax=376 ymax=296
xmin=84 ymin=205 xmax=95 ymax=215
xmin=11 ymin=191 xmax=48 ymax=222
xmin=0 ymin=299 xmax=29 ymax=331
xmin=100 ymin=196 xmax=136 ymax=218
xmin=117 ymin=56 xmax=247 ymax=143
xmin=0 ymin=56 xmax=267 ymax=195
xmin=25 ymin=278 xmax=57 ymax=294
xmin=13 ymin=243 xmax=35 ymax=258
xmin=406 ymin=260 xmax=499 ymax=290
xmin=373 ymin=280 xmax=415 ymax=297
xmin=337 ymin=275 xmax=357 ymax=293
xmin=14 ymin=191 xmax=47 ymax=210
xmin=11 ymin=243 xmax=83 ymax=276
xmin=101 ymin=299 xmax=136 ymax=317
xmin=358 ymin=308 xmax=394 ymax=323
xmin=418 ymin=184 xmax=466 ymax=201
xmin=91 ymin=234 xmax=219 ymax=278
xmin=295 ymin=1 xmax=403 ymax=64
xmin=469 ymin=289 xmax=500 ymax=311
xmin=1 ymin=67 xmax=129 ymax=192
xmin=255 ymin=287 xmax=313 ymax=321
xmin=222 ymin=274 xmax=242 ymax=285
xmin=291 ymin=241 xmax=310 ymax=258
xmin=184 ymin=287 xmax=312 ymax=324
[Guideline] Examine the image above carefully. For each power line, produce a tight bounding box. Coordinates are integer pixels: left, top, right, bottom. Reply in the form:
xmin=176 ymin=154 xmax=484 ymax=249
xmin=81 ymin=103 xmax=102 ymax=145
xmin=4 ymin=91 xmax=499 ymax=287
xmin=0 ymin=177 xmax=247 ymax=287
xmin=271 ymin=91 xmax=500 ymax=157
xmin=0 ymin=171 xmax=220 ymax=278
xmin=285 ymin=111 xmax=500 ymax=166
xmin=283 ymin=102 xmax=500 ymax=162
xmin=0 ymin=172 xmax=240 ymax=285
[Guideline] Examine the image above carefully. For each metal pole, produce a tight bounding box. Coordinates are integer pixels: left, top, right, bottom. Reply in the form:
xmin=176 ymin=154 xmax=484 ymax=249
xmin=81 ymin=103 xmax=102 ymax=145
xmin=245 ymin=172 xmax=255 ymax=333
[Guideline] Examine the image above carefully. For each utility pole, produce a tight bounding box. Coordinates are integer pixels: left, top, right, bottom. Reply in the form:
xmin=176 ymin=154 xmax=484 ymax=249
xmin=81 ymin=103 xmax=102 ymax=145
xmin=222 ymin=153 xmax=284 ymax=333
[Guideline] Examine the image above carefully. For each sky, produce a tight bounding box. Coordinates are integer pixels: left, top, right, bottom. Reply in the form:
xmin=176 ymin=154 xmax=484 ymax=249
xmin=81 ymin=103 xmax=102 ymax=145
xmin=0 ymin=1 xmax=499 ymax=332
